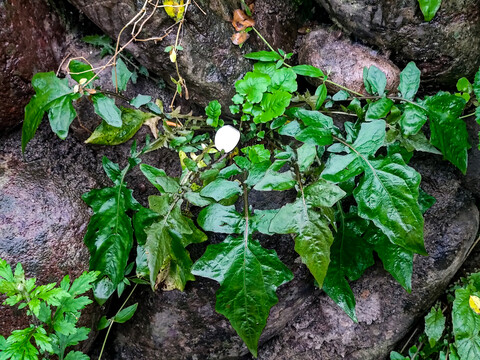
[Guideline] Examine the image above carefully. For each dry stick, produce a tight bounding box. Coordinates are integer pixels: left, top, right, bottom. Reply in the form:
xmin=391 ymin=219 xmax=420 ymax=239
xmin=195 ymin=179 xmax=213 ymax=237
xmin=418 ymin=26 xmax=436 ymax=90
xmin=56 ymin=52 xmax=72 ymax=76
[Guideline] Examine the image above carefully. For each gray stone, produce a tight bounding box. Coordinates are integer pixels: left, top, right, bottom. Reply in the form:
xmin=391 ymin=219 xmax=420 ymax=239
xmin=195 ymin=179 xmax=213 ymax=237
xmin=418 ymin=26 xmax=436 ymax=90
xmin=315 ymin=0 xmax=480 ymax=87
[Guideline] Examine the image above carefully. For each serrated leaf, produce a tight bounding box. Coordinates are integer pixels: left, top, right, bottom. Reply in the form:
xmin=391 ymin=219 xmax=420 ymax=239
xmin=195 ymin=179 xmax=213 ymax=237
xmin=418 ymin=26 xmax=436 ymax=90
xmin=425 ymin=306 xmax=446 ymax=347
xmin=291 ymin=64 xmax=324 ymax=78
xmin=418 ymin=0 xmax=442 ymax=21
xmin=270 ymin=68 xmax=297 ymax=93
xmin=92 ymin=93 xmax=122 ymax=127
xmin=399 ymin=104 xmax=427 ymax=136
xmin=144 ymin=196 xmax=206 ymax=290
xmin=114 ymin=303 xmax=138 ymax=323
xmin=254 ymin=90 xmax=292 ymax=123
xmin=86 ymin=108 xmax=153 ymax=145
xmin=425 ymin=92 xmax=469 ymax=174
xmin=235 ymin=72 xmax=271 ymax=103
xmin=22 ymin=72 xmax=74 ymax=152
xmin=363 ymin=66 xmax=387 ymax=96
xmin=205 ymin=100 xmax=222 ymax=127
xmin=192 ymin=236 xmax=292 ymax=357
xmin=399 ymin=62 xmax=421 ymax=100
xmin=64 ymin=351 xmax=90 ymax=360
xmin=453 ymin=289 xmax=480 ymax=359
xmin=112 ymin=58 xmax=132 ymax=92
xmin=68 ymin=271 xmax=99 ymax=296
xmin=354 ymin=154 xmax=426 ymax=255
xmin=244 ymin=51 xmax=282 ymax=62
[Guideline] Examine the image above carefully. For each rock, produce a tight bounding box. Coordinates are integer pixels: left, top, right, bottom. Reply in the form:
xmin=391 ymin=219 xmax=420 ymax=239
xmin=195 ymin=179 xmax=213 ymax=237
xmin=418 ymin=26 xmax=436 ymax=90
xmin=315 ymin=0 xmax=480 ymax=87
xmin=0 ymin=0 xmax=65 ymax=132
xmin=0 ymin=153 xmax=100 ymax=350
xmin=257 ymin=156 xmax=479 ymax=360
xmin=66 ymin=0 xmax=299 ymax=108
xmin=298 ymin=28 xmax=400 ymax=94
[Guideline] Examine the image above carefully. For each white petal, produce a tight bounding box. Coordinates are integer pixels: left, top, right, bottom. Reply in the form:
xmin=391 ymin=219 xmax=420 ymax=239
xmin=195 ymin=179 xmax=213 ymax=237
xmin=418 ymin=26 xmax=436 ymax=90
xmin=214 ymin=125 xmax=241 ymax=153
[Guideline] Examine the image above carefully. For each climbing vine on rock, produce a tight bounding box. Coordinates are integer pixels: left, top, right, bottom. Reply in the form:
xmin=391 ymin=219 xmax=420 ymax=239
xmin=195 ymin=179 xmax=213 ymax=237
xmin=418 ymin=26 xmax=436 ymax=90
xmin=19 ymin=19 xmax=480 ymax=356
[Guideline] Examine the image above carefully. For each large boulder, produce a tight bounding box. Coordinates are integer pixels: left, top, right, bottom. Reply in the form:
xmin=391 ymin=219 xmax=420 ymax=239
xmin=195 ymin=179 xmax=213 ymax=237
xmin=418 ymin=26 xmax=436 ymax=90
xmin=0 ymin=0 xmax=65 ymax=132
xmin=257 ymin=157 xmax=479 ymax=359
xmin=0 ymin=153 xmax=100 ymax=350
xmin=315 ymin=0 xmax=480 ymax=86
xmin=66 ymin=0 xmax=300 ymax=108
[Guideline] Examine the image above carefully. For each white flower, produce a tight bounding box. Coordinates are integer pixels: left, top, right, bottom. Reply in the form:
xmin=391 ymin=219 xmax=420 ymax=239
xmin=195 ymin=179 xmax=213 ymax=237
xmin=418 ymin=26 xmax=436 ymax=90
xmin=214 ymin=125 xmax=240 ymax=153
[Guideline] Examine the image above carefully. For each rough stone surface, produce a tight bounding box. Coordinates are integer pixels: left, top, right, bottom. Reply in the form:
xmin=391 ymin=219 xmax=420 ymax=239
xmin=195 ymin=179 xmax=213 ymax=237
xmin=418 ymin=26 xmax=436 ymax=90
xmin=256 ymin=156 xmax=479 ymax=360
xmin=298 ymin=28 xmax=400 ymax=94
xmin=316 ymin=0 xmax=480 ymax=87
xmin=0 ymin=0 xmax=65 ymax=132
xmin=66 ymin=0 xmax=299 ymax=108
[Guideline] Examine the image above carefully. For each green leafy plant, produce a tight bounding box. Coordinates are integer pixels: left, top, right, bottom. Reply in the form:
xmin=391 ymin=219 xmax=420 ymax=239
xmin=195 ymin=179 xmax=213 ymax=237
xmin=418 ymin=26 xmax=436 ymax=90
xmin=20 ymin=20 xmax=480 ymax=356
xmin=0 ymin=258 xmax=98 ymax=360
xmin=390 ymin=272 xmax=480 ymax=360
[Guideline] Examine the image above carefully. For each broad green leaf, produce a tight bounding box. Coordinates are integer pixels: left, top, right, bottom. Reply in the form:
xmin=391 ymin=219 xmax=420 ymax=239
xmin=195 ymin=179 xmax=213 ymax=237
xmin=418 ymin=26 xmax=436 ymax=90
xmin=205 ymin=100 xmax=222 ymax=127
xmin=365 ymin=98 xmax=393 ymax=121
xmin=92 ymin=93 xmax=122 ymax=127
xmin=291 ymin=64 xmax=325 ymax=78
xmin=315 ymin=84 xmax=328 ymax=109
xmin=390 ymin=352 xmax=409 ymax=360
xmin=197 ymin=204 xmax=245 ymax=234
xmin=254 ymin=62 xmax=277 ymax=77
xmin=192 ymin=236 xmax=293 ymax=357
xmin=418 ymin=0 xmax=442 ymax=21
xmin=425 ymin=306 xmax=446 ymax=347
xmin=244 ymin=51 xmax=282 ymax=62
xmin=140 ymin=164 xmax=180 ymax=193
xmin=457 ymin=77 xmax=473 ymax=94
xmin=130 ymin=94 xmax=152 ymax=108
xmin=97 ymin=316 xmax=111 ymax=330
xmin=399 ymin=104 xmax=427 ymax=136
xmin=85 ymin=108 xmax=153 ymax=145
xmin=290 ymin=108 xmax=334 ymax=146
xmin=322 ymin=120 xmax=386 ymax=182
xmin=425 ymin=92 xmax=469 ymax=174
xmin=145 ymin=196 xmax=207 ymax=290
xmin=200 ymin=178 xmax=242 ymax=201
xmin=297 ymin=143 xmax=317 ymax=172
xmin=249 ymin=209 xmax=280 ymax=235
xmin=82 ymin=157 xmax=140 ymax=304
xmin=112 ymin=58 xmax=132 ymax=92
xmin=113 ymin=303 xmax=138 ymax=323
xmin=184 ymin=191 xmax=213 ymax=207
xmin=82 ymin=34 xmax=112 ymax=48
xmin=453 ymin=288 xmax=480 ymax=359
xmin=48 ymin=93 xmax=80 ymax=140
xmin=303 ymin=179 xmax=346 ymax=208
xmin=253 ymin=169 xmax=296 ymax=191
xmin=22 ymin=72 xmax=73 ymax=152
xmin=235 ymin=72 xmax=271 ymax=103
xmin=332 ymin=90 xmax=349 ymax=101
xmin=363 ymin=66 xmax=387 ymax=96
xmin=254 ymin=90 xmax=292 ymax=123
xmin=402 ymin=131 xmax=442 ymax=155
xmin=69 ymin=59 xmax=97 ymax=84
xmin=323 ymin=211 xmax=373 ymax=321
xmin=398 ymin=62 xmax=421 ymax=100
xmin=270 ymin=68 xmax=297 ymax=92
xmin=474 ymin=67 xmax=480 ymax=100
xmin=354 ymin=154 xmax=426 ymax=255
xmin=241 ymin=144 xmax=271 ymax=164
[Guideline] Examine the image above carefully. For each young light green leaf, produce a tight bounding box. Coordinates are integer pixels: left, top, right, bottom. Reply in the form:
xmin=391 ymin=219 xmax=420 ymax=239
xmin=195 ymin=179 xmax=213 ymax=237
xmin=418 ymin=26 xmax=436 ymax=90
xmin=254 ymin=90 xmax=292 ymax=123
xmin=425 ymin=92 xmax=469 ymax=174
xmin=64 ymin=351 xmax=90 ymax=360
xmin=235 ymin=72 xmax=271 ymax=103
xmin=270 ymin=68 xmax=297 ymax=93
xmin=130 ymin=94 xmax=152 ymax=108
xmin=398 ymin=62 xmax=421 ymax=100
xmin=291 ymin=64 xmax=325 ymax=78
xmin=192 ymin=236 xmax=293 ymax=357
xmin=206 ymin=100 xmax=222 ymax=127
xmin=113 ymin=303 xmax=138 ymax=323
xmin=425 ymin=306 xmax=446 ymax=347
xmin=418 ymin=0 xmax=442 ymax=22
xmin=112 ymin=58 xmax=132 ymax=92
xmin=244 ymin=51 xmax=282 ymax=62
xmin=363 ymin=66 xmax=387 ymax=96
xmin=85 ymin=108 xmax=154 ymax=145
xmin=92 ymin=93 xmax=122 ymax=127
xmin=22 ymin=72 xmax=74 ymax=152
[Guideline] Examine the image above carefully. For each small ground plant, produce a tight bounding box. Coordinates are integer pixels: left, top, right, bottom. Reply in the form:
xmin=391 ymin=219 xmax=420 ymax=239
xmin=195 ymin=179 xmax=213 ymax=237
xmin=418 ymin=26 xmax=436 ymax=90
xmin=14 ymin=1 xmax=480 ymax=357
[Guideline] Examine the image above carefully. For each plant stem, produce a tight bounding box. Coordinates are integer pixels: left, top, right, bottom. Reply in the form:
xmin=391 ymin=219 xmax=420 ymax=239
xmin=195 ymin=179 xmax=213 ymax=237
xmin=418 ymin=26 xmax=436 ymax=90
xmin=324 ymin=80 xmax=363 ymax=97
xmin=252 ymin=27 xmax=277 ymax=54
xmin=98 ymin=284 xmax=138 ymax=360
xmin=459 ymin=112 xmax=476 ymax=119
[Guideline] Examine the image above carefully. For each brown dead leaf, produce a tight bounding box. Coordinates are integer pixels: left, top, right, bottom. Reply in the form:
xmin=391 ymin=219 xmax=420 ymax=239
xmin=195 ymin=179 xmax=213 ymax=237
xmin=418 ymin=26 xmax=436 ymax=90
xmin=143 ymin=116 xmax=160 ymax=138
xmin=231 ymin=32 xmax=250 ymax=46
xmin=232 ymin=9 xmax=255 ymax=31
